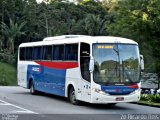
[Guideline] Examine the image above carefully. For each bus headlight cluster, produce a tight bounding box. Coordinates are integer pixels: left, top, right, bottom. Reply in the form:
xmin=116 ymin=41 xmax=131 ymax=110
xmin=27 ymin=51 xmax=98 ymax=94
xmin=92 ymin=88 xmax=108 ymax=95
xmin=130 ymin=88 xmax=141 ymax=95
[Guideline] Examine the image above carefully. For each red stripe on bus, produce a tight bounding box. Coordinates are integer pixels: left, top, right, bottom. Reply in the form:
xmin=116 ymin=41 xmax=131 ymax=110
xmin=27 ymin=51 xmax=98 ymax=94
xmin=128 ymin=84 xmax=139 ymax=89
xmin=35 ymin=61 xmax=79 ymax=69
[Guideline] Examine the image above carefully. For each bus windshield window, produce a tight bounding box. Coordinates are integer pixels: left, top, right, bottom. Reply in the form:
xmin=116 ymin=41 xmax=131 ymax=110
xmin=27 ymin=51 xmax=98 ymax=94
xmin=93 ymin=44 xmax=140 ymax=85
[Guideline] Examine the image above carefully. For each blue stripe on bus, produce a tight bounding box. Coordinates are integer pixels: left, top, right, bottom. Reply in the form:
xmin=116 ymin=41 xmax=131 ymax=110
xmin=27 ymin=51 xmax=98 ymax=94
xmin=27 ymin=65 xmax=66 ymax=96
xmin=101 ymin=85 xmax=138 ymax=95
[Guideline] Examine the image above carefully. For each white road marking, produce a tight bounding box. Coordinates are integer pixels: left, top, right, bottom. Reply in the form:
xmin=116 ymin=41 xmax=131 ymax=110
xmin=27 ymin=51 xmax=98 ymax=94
xmin=0 ymin=99 xmax=9 ymax=104
xmin=0 ymin=103 xmax=10 ymax=105
xmin=0 ymin=99 xmax=38 ymax=114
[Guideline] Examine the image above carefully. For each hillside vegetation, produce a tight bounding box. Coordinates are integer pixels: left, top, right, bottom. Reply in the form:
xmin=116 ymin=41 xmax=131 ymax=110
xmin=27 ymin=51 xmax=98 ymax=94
xmin=0 ymin=62 xmax=17 ymax=86
xmin=0 ymin=0 xmax=160 ymax=82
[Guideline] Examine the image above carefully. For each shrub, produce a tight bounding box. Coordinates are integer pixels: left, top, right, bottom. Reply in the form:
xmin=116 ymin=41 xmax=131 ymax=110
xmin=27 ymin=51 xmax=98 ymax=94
xmin=0 ymin=53 xmax=16 ymax=64
xmin=140 ymin=94 xmax=160 ymax=103
xmin=148 ymin=94 xmax=160 ymax=103
xmin=140 ymin=94 xmax=149 ymax=101
xmin=0 ymin=79 xmax=8 ymax=86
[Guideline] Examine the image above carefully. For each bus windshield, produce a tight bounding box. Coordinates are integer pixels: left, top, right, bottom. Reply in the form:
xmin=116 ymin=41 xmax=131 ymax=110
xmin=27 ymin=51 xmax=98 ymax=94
xmin=93 ymin=43 xmax=140 ymax=85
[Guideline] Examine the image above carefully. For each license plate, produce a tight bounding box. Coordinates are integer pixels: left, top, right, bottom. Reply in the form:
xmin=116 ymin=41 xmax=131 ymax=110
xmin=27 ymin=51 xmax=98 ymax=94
xmin=115 ymin=97 xmax=124 ymax=101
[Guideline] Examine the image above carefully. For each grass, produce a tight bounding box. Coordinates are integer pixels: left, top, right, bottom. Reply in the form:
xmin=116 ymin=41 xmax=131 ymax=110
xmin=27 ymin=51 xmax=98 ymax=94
xmin=139 ymin=100 xmax=160 ymax=107
xmin=0 ymin=62 xmax=17 ymax=86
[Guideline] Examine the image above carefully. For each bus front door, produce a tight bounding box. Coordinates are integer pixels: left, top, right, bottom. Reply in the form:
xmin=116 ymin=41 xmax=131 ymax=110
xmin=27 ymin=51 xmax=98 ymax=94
xmin=80 ymin=42 xmax=91 ymax=102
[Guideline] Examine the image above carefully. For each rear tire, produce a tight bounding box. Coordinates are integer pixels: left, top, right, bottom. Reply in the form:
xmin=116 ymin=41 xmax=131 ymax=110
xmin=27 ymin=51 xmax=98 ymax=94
xmin=30 ymin=81 xmax=37 ymax=95
xmin=69 ymin=87 xmax=79 ymax=105
xmin=107 ymin=103 xmax=117 ymax=106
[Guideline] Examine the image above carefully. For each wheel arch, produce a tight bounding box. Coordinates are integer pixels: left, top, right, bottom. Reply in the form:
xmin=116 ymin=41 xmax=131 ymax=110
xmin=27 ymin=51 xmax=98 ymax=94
xmin=66 ymin=83 xmax=76 ymax=98
xmin=28 ymin=77 xmax=33 ymax=89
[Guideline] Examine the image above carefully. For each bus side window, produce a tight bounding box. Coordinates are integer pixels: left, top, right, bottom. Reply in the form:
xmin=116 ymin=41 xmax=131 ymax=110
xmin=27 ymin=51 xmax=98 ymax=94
xmin=42 ymin=46 xmax=52 ymax=60
xmin=53 ymin=45 xmax=64 ymax=61
xmin=20 ymin=47 xmax=25 ymax=60
xmin=65 ymin=44 xmax=78 ymax=61
xmin=80 ymin=43 xmax=90 ymax=82
xmin=26 ymin=47 xmax=33 ymax=61
xmin=33 ymin=46 xmax=42 ymax=60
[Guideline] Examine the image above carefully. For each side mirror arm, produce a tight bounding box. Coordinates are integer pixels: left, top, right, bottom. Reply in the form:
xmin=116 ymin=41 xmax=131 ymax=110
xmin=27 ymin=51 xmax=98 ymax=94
xmin=89 ymin=56 xmax=94 ymax=73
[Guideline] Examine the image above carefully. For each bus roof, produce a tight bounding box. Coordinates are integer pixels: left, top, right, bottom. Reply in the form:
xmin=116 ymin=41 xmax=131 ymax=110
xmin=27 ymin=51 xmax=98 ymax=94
xmin=19 ymin=35 xmax=138 ymax=47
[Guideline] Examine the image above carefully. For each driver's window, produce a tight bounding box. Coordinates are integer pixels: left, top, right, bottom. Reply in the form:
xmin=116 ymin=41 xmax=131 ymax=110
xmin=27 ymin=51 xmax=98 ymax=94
xmin=80 ymin=43 xmax=90 ymax=82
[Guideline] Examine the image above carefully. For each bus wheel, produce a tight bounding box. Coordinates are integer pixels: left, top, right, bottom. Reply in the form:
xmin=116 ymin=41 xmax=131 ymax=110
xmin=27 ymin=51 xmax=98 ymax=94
xmin=30 ymin=81 xmax=37 ymax=95
xmin=69 ymin=87 xmax=79 ymax=105
xmin=107 ymin=103 xmax=117 ymax=106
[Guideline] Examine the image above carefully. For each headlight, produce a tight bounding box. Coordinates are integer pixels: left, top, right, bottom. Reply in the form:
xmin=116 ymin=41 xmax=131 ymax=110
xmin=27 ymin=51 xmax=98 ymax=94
xmin=130 ymin=88 xmax=141 ymax=95
xmin=92 ymin=88 xmax=108 ymax=95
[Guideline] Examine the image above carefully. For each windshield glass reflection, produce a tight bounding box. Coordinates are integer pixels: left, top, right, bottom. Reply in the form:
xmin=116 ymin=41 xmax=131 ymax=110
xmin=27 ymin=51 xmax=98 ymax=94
xmin=93 ymin=44 xmax=140 ymax=85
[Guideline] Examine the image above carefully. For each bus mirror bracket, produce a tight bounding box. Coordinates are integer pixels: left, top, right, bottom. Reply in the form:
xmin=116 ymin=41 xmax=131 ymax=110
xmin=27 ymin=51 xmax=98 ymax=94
xmin=89 ymin=56 xmax=94 ymax=73
xmin=140 ymin=54 xmax=144 ymax=71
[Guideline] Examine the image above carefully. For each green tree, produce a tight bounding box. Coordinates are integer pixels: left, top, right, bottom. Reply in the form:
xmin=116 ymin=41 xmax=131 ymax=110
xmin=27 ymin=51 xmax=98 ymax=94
xmin=74 ymin=14 xmax=109 ymax=35
xmin=1 ymin=19 xmax=26 ymax=54
xmin=107 ymin=0 xmax=160 ymax=73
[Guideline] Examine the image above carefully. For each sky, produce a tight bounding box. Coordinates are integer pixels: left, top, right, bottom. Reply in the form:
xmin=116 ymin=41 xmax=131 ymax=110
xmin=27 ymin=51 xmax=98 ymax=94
xmin=36 ymin=0 xmax=43 ymax=3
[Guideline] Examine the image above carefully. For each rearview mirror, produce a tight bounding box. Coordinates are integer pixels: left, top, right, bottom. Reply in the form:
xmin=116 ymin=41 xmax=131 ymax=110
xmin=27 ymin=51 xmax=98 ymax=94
xmin=140 ymin=55 xmax=144 ymax=71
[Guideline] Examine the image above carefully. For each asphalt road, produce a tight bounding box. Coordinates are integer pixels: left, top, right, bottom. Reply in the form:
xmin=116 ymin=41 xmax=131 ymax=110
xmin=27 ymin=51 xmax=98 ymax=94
xmin=0 ymin=86 xmax=159 ymax=120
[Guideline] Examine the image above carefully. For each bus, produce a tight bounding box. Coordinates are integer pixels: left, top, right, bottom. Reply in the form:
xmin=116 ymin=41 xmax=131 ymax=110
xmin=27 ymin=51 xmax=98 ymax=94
xmin=18 ymin=35 xmax=144 ymax=104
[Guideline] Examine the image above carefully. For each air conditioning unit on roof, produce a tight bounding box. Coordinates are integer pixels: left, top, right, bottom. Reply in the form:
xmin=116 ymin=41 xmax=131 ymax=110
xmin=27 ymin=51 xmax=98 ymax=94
xmin=43 ymin=35 xmax=88 ymax=41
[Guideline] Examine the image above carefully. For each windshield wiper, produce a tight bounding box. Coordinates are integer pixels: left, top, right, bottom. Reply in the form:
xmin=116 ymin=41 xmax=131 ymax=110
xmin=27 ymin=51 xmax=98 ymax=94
xmin=113 ymin=44 xmax=121 ymax=83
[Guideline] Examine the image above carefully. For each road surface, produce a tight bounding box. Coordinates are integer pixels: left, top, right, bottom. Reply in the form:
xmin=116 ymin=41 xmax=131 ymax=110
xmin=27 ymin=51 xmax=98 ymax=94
xmin=0 ymin=86 xmax=159 ymax=120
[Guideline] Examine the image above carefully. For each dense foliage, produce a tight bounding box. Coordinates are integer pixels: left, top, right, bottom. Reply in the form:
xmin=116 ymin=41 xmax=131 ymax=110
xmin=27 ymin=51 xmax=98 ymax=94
xmin=0 ymin=0 xmax=160 ymax=76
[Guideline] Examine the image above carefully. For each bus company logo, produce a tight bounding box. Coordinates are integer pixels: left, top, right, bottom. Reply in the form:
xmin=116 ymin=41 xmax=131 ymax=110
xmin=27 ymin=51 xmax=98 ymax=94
xmin=32 ymin=67 xmax=41 ymax=72
xmin=105 ymin=89 xmax=122 ymax=93
xmin=105 ymin=89 xmax=121 ymax=93
xmin=115 ymin=89 xmax=121 ymax=92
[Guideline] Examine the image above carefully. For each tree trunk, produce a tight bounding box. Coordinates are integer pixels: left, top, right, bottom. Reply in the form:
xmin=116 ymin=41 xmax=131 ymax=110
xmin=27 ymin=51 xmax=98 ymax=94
xmin=8 ymin=38 xmax=14 ymax=54
xmin=0 ymin=40 xmax=2 ymax=52
xmin=11 ymin=40 xmax=14 ymax=54
xmin=7 ymin=41 xmax=10 ymax=53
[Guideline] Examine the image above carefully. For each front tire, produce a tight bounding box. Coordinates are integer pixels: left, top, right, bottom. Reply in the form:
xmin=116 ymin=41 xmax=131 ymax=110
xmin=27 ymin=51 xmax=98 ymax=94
xmin=107 ymin=103 xmax=117 ymax=106
xmin=69 ymin=87 xmax=79 ymax=105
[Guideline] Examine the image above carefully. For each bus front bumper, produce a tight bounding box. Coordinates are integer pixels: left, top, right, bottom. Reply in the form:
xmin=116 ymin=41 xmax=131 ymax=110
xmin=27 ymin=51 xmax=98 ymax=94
xmin=91 ymin=91 xmax=141 ymax=104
